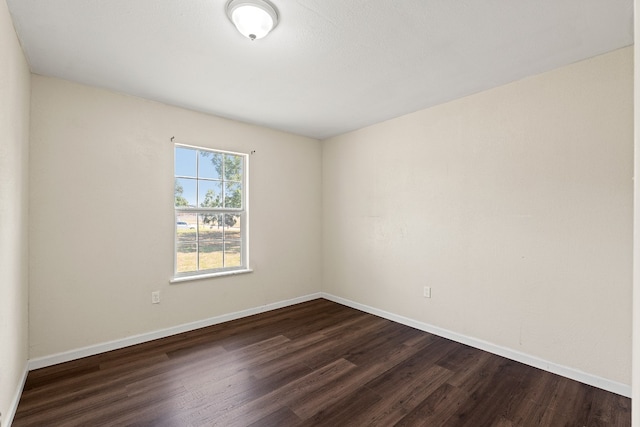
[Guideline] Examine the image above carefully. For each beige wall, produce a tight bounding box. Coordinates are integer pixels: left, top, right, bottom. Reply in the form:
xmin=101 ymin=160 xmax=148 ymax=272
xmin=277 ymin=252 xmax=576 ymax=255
xmin=28 ymin=76 xmax=322 ymax=358
xmin=633 ymin=0 xmax=639 ymax=423
xmin=323 ymin=47 xmax=633 ymax=385
xmin=0 ymin=0 xmax=30 ymax=422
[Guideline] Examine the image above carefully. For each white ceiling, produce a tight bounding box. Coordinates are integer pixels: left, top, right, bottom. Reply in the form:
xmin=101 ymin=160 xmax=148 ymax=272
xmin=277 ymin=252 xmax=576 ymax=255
xmin=6 ymin=0 xmax=634 ymax=140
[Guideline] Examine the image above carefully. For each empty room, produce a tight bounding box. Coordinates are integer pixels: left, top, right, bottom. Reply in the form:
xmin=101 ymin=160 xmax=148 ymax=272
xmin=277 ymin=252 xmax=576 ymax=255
xmin=1 ymin=0 xmax=638 ymax=425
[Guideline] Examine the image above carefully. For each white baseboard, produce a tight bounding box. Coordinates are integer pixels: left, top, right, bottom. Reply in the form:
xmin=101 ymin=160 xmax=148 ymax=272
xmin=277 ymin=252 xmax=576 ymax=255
xmin=5 ymin=364 xmax=28 ymax=427
xmin=25 ymin=291 xmax=631 ymax=399
xmin=27 ymin=293 xmax=322 ymax=371
xmin=321 ymin=293 xmax=632 ymax=398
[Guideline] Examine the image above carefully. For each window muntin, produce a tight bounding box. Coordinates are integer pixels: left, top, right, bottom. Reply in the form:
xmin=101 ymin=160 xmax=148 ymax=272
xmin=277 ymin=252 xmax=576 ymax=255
xmin=174 ymin=145 xmax=247 ymax=277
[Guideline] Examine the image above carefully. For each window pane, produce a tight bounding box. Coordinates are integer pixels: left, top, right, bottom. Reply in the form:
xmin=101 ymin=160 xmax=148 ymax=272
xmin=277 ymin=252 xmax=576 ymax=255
xmin=224 ymin=214 xmax=241 ymax=240
xmin=199 ymin=213 xmax=224 ymax=238
xmin=224 ymin=182 xmax=242 ymax=208
xmin=199 ymin=240 xmax=224 ymax=270
xmin=176 ymin=213 xmax=197 ymax=272
xmin=224 ymin=154 xmax=243 ymax=182
xmin=175 ymin=178 xmax=196 ymax=207
xmin=199 ymin=213 xmax=220 ymax=231
xmin=198 ymin=213 xmax=223 ymax=270
xmin=176 ymin=242 xmax=198 ymax=273
xmin=198 ymin=181 xmax=223 ymax=208
xmin=224 ymin=241 xmax=242 ymax=268
xmin=176 ymin=213 xmax=198 ymax=232
xmin=224 ymin=214 xmax=242 ymax=268
xmin=199 ymin=151 xmax=222 ymax=180
xmin=175 ymin=147 xmax=197 ymax=177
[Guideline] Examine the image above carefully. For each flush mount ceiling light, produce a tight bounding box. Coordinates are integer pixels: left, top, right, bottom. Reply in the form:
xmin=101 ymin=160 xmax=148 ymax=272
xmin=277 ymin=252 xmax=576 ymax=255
xmin=226 ymin=0 xmax=279 ymax=41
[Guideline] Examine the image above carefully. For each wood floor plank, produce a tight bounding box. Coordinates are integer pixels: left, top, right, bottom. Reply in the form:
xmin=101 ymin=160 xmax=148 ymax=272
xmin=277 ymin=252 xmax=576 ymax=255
xmin=197 ymin=358 xmax=358 ymax=426
xmin=446 ymin=360 xmax=531 ymax=426
xmin=588 ymin=390 xmax=632 ymax=426
xmin=247 ymin=406 xmax=303 ymax=427
xmin=289 ymin=339 xmax=436 ymax=420
xmin=299 ymin=386 xmax=383 ymax=426
xmin=394 ymin=382 xmax=469 ymax=426
xmin=13 ymin=299 xmax=631 ymax=426
xmin=346 ymin=365 xmax=454 ymax=426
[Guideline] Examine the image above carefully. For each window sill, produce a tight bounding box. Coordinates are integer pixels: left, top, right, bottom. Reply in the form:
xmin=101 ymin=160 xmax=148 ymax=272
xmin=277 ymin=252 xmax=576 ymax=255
xmin=170 ymin=268 xmax=253 ymax=284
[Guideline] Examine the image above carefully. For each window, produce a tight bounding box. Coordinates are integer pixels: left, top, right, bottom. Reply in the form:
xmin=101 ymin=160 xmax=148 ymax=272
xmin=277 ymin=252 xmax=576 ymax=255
xmin=174 ymin=144 xmax=248 ymax=279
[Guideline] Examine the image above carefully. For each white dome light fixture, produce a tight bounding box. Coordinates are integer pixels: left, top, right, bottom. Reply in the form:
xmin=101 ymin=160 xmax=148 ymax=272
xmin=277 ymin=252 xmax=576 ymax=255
xmin=226 ymin=0 xmax=279 ymax=41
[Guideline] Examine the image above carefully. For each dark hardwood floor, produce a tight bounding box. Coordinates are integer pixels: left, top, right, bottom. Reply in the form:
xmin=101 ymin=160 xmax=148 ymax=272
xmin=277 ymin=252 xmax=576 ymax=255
xmin=14 ymin=299 xmax=630 ymax=426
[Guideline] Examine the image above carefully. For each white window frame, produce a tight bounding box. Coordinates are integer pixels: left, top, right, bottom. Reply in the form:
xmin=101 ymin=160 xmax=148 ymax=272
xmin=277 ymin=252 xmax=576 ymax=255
xmin=172 ymin=143 xmax=250 ymax=282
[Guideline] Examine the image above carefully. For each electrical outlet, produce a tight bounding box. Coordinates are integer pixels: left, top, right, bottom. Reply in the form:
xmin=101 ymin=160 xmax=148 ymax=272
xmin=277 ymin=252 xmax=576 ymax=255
xmin=151 ymin=291 xmax=160 ymax=304
xmin=423 ymin=286 xmax=431 ymax=298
